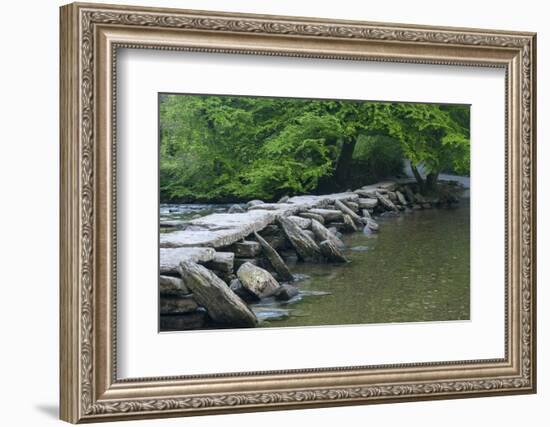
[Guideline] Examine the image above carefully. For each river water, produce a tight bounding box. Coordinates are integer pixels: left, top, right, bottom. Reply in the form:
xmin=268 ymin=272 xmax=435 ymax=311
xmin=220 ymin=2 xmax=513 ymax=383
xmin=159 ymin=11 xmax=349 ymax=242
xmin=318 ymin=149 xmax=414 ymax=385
xmin=161 ymin=200 xmax=470 ymax=327
xmin=266 ymin=200 xmax=470 ymax=327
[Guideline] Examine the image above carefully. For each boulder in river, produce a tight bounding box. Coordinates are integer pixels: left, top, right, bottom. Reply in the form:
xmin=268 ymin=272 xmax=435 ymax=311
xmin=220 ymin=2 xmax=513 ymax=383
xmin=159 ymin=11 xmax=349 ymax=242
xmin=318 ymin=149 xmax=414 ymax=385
xmin=342 ymin=214 xmax=359 ymax=232
xmin=160 ymin=295 xmax=199 ymax=314
xmin=328 ymin=226 xmax=343 ymax=239
xmin=287 ymin=215 xmax=312 ymax=229
xmin=278 ymin=195 xmax=289 ymax=203
xmin=278 ymin=216 xmax=322 ymax=262
xmin=237 ymin=262 xmax=280 ymax=298
xmin=160 ymin=247 xmax=216 ymax=276
xmin=204 ymin=252 xmax=235 ymax=273
xmin=299 ymin=211 xmax=325 ymax=224
xmin=234 ymin=257 xmax=262 ymax=269
xmin=378 ymin=181 xmax=399 ymax=192
xmin=262 ymin=234 xmax=288 ymax=251
xmin=229 ymin=279 xmax=260 ymax=303
xmin=358 ymin=198 xmax=378 ymax=209
xmin=303 ymin=229 xmax=316 ymax=241
xmin=178 ymin=260 xmax=258 ymax=327
xmin=319 ymin=239 xmax=349 ymax=263
xmin=354 ymin=189 xmax=377 ymax=198
xmin=364 ymin=218 xmax=380 ymax=232
xmin=414 ymin=193 xmax=427 ymax=204
xmin=160 ymin=310 xmax=207 ymax=331
xmin=335 ymin=200 xmax=364 ymax=227
xmin=344 ymin=200 xmax=360 ymax=212
xmin=362 ymin=226 xmax=374 ymax=236
xmin=395 ymin=190 xmax=408 ymax=205
xmin=375 ymin=191 xmax=399 ymax=212
xmin=228 ymin=204 xmax=245 ymax=213
xmin=230 ymin=240 xmax=261 ymax=257
xmin=260 ymin=224 xmax=281 ymax=236
xmin=246 ymin=199 xmax=265 ymax=208
xmin=271 ymin=284 xmax=300 ymax=301
xmin=329 ymin=222 xmax=346 ymax=232
xmin=159 ymin=275 xmax=190 ymax=297
xmin=308 ymin=208 xmax=343 ymax=222
xmin=310 ymin=219 xmax=345 ymax=249
xmin=253 ymin=231 xmax=294 ymax=282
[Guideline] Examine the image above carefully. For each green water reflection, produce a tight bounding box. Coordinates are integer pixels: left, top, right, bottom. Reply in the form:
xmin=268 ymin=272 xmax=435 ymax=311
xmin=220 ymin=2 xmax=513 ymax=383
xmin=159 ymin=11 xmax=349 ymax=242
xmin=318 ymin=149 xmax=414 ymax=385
xmin=263 ymin=201 xmax=470 ymax=327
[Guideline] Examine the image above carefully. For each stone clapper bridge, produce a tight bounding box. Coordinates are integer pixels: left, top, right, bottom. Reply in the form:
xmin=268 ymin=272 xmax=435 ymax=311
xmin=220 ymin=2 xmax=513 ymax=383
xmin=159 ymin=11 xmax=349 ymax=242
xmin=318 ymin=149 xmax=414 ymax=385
xmin=159 ymin=180 xmax=458 ymax=330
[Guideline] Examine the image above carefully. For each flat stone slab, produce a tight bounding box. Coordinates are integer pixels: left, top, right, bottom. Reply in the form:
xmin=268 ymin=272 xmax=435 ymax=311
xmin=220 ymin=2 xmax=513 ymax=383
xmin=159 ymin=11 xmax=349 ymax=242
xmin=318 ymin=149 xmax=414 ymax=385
xmin=160 ymin=295 xmax=199 ymax=315
xmin=357 ymin=198 xmax=378 ymax=209
xmin=356 ymin=181 xmax=400 ymax=195
xmin=204 ymin=252 xmax=235 ymax=273
xmin=160 ymin=219 xmax=187 ymax=228
xmin=308 ymin=208 xmax=344 ymax=222
xmin=160 ymin=247 xmax=216 ymax=275
xmin=229 ymin=240 xmax=261 ymax=257
xmin=160 ymin=192 xmax=359 ymax=250
xmin=288 ymin=192 xmax=359 ymax=207
xmin=248 ymin=203 xmax=301 ymax=214
xmin=287 ymin=215 xmax=312 ymax=229
xmin=160 ymin=311 xmax=207 ymax=331
xmin=159 ymin=275 xmax=190 ymax=296
xmin=160 ymin=211 xmax=275 ymax=248
xmin=377 ymin=181 xmax=399 ymax=191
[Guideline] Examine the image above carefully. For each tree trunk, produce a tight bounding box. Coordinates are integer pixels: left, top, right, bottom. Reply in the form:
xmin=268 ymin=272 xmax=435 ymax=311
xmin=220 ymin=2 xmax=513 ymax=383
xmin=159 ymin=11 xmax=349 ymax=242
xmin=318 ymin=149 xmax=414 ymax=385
xmin=426 ymin=171 xmax=439 ymax=191
xmin=410 ymin=163 xmax=425 ymax=192
xmin=334 ymin=138 xmax=357 ymax=188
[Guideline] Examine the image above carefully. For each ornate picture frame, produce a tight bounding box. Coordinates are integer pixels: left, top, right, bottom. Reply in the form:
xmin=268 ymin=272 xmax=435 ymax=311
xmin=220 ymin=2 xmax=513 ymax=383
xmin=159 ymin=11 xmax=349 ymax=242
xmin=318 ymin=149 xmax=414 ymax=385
xmin=60 ymin=2 xmax=536 ymax=423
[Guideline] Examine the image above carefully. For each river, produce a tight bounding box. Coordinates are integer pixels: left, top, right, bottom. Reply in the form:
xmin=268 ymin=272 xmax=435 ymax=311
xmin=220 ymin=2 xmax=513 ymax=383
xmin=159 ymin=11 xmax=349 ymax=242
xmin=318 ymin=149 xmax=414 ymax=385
xmin=161 ymin=199 xmax=470 ymax=327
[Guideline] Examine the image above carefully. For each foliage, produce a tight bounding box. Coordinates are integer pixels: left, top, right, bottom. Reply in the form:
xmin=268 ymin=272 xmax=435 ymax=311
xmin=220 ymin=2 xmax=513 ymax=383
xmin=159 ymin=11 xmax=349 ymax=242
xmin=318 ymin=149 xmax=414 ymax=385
xmin=159 ymin=94 xmax=470 ymax=202
xmin=380 ymin=103 xmax=470 ymax=177
xmin=352 ymin=134 xmax=404 ymax=180
xmin=231 ymin=113 xmax=341 ymax=199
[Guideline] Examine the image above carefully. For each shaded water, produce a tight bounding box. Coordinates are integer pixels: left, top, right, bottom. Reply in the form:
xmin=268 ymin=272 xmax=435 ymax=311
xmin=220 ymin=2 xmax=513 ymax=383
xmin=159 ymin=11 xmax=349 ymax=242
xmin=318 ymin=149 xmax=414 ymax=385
xmin=259 ymin=201 xmax=470 ymax=327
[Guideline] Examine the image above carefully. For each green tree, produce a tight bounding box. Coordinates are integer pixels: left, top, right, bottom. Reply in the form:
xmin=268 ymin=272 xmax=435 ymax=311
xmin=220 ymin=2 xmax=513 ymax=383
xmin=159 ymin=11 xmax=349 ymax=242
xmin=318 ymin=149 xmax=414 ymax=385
xmin=230 ymin=112 xmax=342 ymax=199
xmin=380 ymin=103 xmax=470 ymax=192
xmin=159 ymin=94 xmax=469 ymax=202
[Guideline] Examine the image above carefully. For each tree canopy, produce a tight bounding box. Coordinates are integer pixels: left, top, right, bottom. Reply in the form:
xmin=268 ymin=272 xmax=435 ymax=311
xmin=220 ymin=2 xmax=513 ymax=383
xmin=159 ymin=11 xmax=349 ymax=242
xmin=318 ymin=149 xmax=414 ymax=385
xmin=159 ymin=94 xmax=470 ymax=203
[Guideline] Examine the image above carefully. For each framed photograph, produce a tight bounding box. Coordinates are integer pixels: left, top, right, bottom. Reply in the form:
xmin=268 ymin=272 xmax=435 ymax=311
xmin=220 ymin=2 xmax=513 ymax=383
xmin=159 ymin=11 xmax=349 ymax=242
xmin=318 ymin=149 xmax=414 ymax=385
xmin=60 ymin=2 xmax=537 ymax=423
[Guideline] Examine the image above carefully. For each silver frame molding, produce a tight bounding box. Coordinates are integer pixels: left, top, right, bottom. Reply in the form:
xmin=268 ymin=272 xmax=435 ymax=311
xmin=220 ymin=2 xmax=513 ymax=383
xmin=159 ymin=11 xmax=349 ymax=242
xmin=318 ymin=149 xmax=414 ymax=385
xmin=60 ymin=2 xmax=537 ymax=423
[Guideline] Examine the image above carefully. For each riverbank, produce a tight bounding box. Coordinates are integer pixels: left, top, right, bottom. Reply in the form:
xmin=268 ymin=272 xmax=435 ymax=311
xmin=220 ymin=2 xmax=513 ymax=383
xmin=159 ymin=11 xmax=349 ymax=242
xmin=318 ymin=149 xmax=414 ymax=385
xmin=159 ymin=179 xmax=465 ymax=331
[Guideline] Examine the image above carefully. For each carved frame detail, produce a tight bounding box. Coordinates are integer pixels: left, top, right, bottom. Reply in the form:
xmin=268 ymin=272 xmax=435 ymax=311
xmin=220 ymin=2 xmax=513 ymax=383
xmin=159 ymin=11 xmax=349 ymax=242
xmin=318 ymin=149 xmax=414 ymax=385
xmin=60 ymin=2 xmax=536 ymax=423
